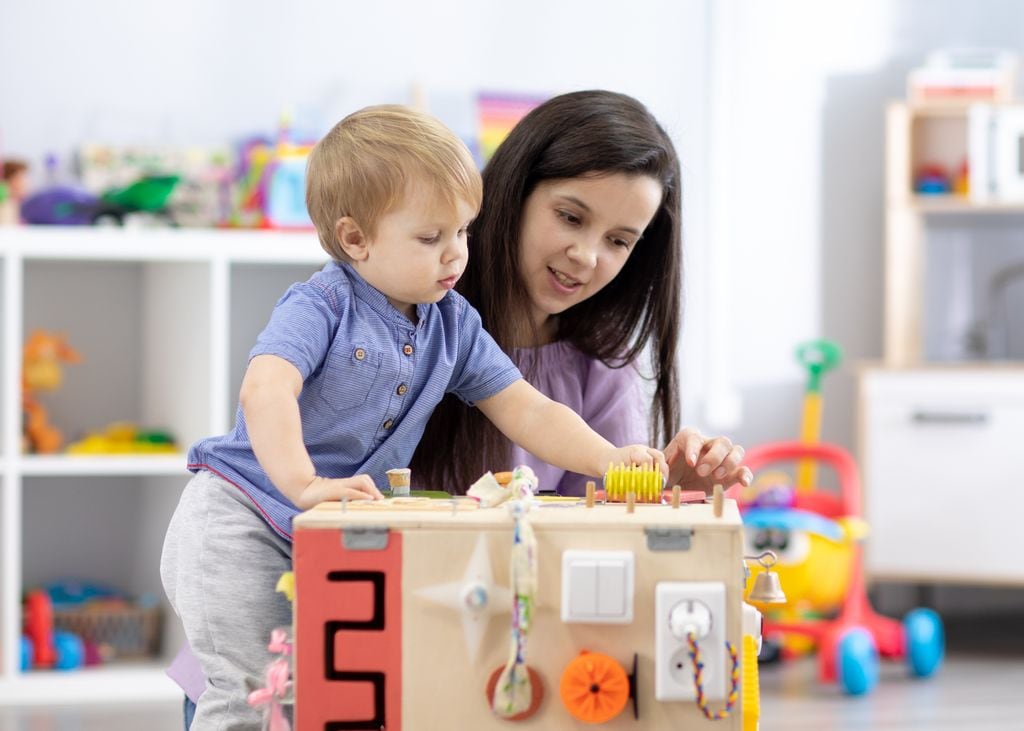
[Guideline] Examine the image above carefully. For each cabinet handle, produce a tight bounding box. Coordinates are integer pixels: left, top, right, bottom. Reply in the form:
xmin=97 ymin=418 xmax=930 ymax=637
xmin=910 ymin=410 xmax=989 ymax=425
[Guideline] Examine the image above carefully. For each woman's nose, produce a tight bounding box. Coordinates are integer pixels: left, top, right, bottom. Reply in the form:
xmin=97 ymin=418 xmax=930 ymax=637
xmin=566 ymin=237 xmax=599 ymax=268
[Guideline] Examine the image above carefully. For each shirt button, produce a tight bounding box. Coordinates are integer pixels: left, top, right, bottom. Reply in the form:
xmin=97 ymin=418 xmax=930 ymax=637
xmin=396 ymin=383 xmax=408 ymax=396
xmin=383 ymin=419 xmax=394 ymax=430
xmin=403 ymin=344 xmax=414 ymax=356
xmin=354 ymin=348 xmax=366 ymax=361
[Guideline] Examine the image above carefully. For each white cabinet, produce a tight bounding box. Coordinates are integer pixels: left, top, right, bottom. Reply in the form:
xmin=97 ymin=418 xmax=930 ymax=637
xmin=860 ymin=101 xmax=1024 ymax=587
xmin=860 ymin=367 xmax=1024 ymax=585
xmin=0 ymin=227 xmax=326 ymax=704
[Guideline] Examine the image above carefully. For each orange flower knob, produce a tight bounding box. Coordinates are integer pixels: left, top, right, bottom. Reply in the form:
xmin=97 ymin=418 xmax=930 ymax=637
xmin=559 ymin=650 xmax=630 ymax=724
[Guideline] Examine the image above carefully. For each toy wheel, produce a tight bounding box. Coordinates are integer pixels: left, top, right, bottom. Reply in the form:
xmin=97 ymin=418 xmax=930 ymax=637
xmin=903 ymin=608 xmax=944 ymax=678
xmin=836 ymin=628 xmax=879 ymax=696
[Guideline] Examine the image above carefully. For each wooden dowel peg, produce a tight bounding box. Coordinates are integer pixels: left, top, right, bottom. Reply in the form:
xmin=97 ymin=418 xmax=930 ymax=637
xmin=671 ymin=484 xmax=681 ymax=509
xmin=626 ymin=491 xmax=636 ymax=514
xmin=712 ymin=484 xmax=723 ymax=518
xmin=585 ymin=480 xmax=596 ymax=508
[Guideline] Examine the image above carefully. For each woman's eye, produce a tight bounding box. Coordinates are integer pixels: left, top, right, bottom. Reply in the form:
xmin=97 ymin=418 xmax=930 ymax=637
xmin=557 ymin=209 xmax=581 ymax=226
xmin=418 ymin=234 xmax=441 ymax=245
xmin=610 ymin=237 xmax=632 ymax=249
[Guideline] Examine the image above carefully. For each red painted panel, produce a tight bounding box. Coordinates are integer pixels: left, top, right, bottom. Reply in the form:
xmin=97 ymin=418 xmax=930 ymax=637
xmin=294 ymin=527 xmax=402 ymax=730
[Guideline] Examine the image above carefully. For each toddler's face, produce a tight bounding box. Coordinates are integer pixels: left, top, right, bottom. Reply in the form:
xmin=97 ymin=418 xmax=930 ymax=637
xmin=358 ymin=184 xmax=476 ymax=319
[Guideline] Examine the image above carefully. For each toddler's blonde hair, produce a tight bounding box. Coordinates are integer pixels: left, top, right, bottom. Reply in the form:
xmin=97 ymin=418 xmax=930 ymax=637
xmin=305 ymin=105 xmax=481 ymax=260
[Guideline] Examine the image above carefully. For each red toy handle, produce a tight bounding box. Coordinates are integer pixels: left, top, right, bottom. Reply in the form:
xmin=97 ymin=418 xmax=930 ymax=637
xmin=732 ymin=441 xmax=861 ymax=516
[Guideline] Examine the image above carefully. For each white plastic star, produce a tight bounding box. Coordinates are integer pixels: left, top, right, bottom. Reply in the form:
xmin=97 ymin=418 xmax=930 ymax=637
xmin=415 ymin=533 xmax=512 ymax=664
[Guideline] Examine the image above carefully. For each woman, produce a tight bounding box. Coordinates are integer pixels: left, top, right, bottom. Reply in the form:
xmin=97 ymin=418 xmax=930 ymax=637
xmin=411 ymin=89 xmax=750 ymax=494
xmin=180 ymin=89 xmax=749 ymax=728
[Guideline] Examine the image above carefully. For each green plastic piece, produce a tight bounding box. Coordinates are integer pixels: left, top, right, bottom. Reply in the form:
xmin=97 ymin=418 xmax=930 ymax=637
xmin=101 ymin=175 xmax=181 ymax=212
xmin=795 ymin=339 xmax=843 ymax=392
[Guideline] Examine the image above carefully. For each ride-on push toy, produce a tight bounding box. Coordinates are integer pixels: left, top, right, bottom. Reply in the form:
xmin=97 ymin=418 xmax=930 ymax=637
xmin=735 ymin=441 xmax=944 ymax=695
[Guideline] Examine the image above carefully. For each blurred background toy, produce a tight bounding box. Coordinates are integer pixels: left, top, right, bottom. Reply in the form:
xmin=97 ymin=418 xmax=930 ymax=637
xmin=231 ymin=113 xmax=315 ymax=230
xmin=794 ymin=339 xmax=842 ymax=492
xmin=22 ymin=330 xmax=81 ymax=453
xmin=21 ymin=589 xmax=86 ymax=671
xmin=20 ymin=174 xmax=182 ymax=226
xmin=66 ymin=421 xmax=177 ymax=455
xmin=1 ymin=159 xmax=30 ymax=224
xmin=736 ymin=442 xmax=944 ymax=695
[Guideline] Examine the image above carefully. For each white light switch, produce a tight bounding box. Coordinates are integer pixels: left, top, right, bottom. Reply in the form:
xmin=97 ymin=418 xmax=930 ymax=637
xmin=597 ymin=560 xmax=626 ymax=617
xmin=561 ymin=550 xmax=634 ymax=624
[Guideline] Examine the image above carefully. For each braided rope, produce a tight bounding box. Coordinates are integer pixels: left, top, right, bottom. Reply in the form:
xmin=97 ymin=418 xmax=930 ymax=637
xmin=686 ymin=632 xmax=740 ymax=720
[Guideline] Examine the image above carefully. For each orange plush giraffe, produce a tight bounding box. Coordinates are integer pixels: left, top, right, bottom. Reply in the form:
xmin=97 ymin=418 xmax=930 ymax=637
xmin=23 ymin=331 xmax=81 ymax=453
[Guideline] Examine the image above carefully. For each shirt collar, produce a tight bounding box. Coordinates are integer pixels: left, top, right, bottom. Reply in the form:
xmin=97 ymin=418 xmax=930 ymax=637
xmin=333 ymin=261 xmax=432 ymax=330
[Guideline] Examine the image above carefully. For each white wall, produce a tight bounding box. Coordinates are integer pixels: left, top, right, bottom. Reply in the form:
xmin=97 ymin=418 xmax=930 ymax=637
xmin=6 ymin=0 xmax=1024 ymax=457
xmin=710 ymin=0 xmax=1024 ymax=461
xmin=1 ymin=0 xmax=714 ymax=428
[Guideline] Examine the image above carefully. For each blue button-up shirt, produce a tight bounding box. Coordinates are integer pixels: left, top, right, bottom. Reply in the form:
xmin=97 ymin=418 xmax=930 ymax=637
xmin=187 ymin=260 xmax=522 ymax=540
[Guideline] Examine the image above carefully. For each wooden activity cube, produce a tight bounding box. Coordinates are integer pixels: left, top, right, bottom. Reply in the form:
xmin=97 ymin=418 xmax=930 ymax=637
xmin=293 ymin=497 xmax=755 ymax=729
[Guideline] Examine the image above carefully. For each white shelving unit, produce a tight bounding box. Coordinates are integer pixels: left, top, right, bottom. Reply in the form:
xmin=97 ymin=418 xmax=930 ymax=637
xmin=0 ymin=226 xmax=327 ymax=704
xmin=859 ymin=102 xmax=1024 ymax=587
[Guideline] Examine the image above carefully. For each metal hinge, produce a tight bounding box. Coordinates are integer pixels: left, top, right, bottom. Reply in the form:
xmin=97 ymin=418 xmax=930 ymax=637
xmin=342 ymin=526 xmax=390 ymax=551
xmin=645 ymin=526 xmax=693 ymax=552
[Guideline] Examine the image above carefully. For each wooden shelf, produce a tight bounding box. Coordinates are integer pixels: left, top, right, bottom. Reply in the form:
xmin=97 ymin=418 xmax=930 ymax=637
xmin=911 ymin=194 xmax=1024 ymax=213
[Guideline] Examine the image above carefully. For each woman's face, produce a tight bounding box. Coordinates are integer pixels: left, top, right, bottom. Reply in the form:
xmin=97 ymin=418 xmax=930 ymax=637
xmin=518 ymin=173 xmax=663 ymax=337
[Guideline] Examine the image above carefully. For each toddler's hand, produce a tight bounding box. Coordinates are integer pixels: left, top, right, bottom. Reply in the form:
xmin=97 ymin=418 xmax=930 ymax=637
xmin=295 ymin=474 xmax=384 ymax=510
xmin=604 ymin=444 xmax=669 ymax=479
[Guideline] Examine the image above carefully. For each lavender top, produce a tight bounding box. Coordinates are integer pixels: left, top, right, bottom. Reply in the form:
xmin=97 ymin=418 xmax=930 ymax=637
xmin=511 ymin=341 xmax=648 ymax=495
xmin=168 ymin=340 xmax=648 ymax=701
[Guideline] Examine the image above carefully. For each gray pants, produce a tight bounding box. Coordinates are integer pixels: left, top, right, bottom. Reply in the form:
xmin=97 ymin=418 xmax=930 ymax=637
xmin=161 ymin=470 xmax=293 ymax=731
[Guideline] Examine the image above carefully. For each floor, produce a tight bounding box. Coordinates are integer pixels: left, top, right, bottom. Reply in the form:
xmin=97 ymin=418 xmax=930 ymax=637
xmin=2 ymin=619 xmax=1022 ymax=730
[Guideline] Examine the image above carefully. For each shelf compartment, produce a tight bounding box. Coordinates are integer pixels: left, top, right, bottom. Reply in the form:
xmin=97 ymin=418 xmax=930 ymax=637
xmin=227 ymin=262 xmax=324 ymax=424
xmin=21 ymin=475 xmax=186 ymax=678
xmin=23 ymin=259 xmax=213 ymax=453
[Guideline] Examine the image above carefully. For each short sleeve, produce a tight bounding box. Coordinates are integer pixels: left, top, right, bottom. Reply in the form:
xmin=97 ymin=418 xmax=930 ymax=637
xmin=249 ymin=281 xmax=339 ymax=379
xmin=447 ymin=299 xmax=522 ymax=405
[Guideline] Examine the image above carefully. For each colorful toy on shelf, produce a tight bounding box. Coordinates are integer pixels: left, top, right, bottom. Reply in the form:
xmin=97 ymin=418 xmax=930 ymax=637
xmin=1 ymin=159 xmax=29 ymax=225
xmin=21 ymin=589 xmax=85 ymax=671
xmin=20 ymin=175 xmax=182 ymax=226
xmin=66 ymin=421 xmax=177 ymax=455
xmin=734 ymin=442 xmax=945 ymax=695
xmin=232 ymin=113 xmax=315 ymax=230
xmin=22 ymin=330 xmax=81 ymax=454
xmin=913 ymin=163 xmax=952 ymax=194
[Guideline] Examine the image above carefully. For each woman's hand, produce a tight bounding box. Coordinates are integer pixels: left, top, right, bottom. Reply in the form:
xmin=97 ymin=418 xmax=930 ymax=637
xmin=663 ymin=427 xmax=752 ymax=493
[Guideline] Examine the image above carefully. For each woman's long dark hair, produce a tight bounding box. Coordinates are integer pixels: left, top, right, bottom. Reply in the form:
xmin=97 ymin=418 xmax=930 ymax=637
xmin=411 ymin=90 xmax=682 ymax=492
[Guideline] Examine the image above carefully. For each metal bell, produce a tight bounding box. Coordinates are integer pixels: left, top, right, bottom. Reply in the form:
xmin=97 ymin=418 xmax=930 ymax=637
xmin=748 ymin=569 xmax=787 ymax=604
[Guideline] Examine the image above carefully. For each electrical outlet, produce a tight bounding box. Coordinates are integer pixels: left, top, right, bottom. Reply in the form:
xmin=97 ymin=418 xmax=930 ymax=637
xmin=655 ymin=582 xmax=727 ymax=701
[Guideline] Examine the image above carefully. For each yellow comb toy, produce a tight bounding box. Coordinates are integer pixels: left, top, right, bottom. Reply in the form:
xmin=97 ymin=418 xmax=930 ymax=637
xmin=603 ymin=462 xmax=665 ymax=503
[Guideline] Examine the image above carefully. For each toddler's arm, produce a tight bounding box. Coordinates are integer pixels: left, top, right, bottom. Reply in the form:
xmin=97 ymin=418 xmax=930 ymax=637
xmin=476 ymin=379 xmax=667 ymax=478
xmin=240 ymin=355 xmax=383 ymax=509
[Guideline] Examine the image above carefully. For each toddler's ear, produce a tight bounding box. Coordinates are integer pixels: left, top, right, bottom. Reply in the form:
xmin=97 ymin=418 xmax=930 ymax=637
xmin=336 ymin=217 xmax=368 ymax=261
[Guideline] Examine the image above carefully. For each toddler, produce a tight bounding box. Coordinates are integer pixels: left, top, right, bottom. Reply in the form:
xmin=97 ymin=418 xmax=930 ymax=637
xmin=161 ymin=105 xmax=666 ymax=729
